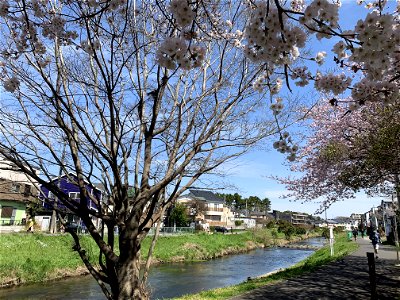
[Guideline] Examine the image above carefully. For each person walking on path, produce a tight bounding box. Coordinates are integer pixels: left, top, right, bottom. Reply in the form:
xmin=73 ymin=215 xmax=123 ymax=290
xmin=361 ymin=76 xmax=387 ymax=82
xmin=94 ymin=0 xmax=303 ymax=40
xmin=352 ymin=228 xmax=358 ymax=241
xmin=26 ymin=218 xmax=34 ymax=233
xmin=369 ymin=228 xmax=381 ymax=259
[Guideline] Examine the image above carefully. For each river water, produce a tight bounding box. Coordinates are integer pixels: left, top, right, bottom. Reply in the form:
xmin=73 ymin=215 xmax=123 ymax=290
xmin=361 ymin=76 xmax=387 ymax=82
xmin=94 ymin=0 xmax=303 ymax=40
xmin=0 ymin=238 xmax=325 ymax=300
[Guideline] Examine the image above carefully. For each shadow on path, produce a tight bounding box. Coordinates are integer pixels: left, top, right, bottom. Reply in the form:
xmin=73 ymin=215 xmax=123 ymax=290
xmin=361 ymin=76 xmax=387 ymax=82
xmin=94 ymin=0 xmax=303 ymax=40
xmin=230 ymin=238 xmax=400 ymax=300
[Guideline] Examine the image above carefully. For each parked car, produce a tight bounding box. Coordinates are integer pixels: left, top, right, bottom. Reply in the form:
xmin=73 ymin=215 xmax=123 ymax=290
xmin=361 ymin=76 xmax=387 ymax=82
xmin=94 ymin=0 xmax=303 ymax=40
xmin=214 ymin=226 xmax=228 ymax=233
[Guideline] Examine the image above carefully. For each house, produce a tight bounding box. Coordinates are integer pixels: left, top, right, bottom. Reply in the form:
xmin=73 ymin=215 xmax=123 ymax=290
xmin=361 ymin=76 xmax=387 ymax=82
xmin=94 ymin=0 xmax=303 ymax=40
xmin=176 ymin=189 xmax=234 ymax=227
xmin=272 ymin=210 xmax=310 ymax=226
xmin=291 ymin=212 xmax=309 ymax=226
xmin=231 ymin=216 xmax=256 ymax=228
xmin=315 ymin=219 xmax=338 ymax=228
xmin=332 ymin=217 xmax=354 ymax=230
xmin=39 ymin=173 xmax=103 ymax=231
xmin=0 ymin=157 xmax=39 ymax=232
xmin=375 ymin=197 xmax=398 ymax=242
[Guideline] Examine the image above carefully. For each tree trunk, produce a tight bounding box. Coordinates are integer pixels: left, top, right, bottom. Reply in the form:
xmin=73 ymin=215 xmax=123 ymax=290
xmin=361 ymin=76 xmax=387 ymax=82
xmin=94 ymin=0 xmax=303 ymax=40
xmin=115 ymin=236 xmax=149 ymax=299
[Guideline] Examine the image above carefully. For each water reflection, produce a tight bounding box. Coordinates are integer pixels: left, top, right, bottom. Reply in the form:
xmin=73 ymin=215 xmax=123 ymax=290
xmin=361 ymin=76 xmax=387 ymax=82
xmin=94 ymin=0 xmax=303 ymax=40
xmin=0 ymin=238 xmax=325 ymax=300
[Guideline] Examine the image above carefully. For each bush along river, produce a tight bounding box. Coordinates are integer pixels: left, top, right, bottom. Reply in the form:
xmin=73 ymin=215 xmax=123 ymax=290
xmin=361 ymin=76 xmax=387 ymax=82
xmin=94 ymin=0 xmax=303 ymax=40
xmin=0 ymin=237 xmax=326 ymax=300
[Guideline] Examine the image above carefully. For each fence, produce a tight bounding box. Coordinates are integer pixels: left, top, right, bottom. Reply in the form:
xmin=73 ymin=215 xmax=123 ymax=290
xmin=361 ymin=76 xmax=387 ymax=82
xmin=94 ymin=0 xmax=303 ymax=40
xmin=0 ymin=219 xmax=26 ymax=226
xmin=147 ymin=227 xmax=195 ymax=235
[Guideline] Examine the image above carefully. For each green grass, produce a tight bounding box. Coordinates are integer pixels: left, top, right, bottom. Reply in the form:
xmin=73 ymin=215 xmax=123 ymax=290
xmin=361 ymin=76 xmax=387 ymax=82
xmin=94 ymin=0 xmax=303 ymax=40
xmin=175 ymin=233 xmax=358 ymax=300
xmin=0 ymin=233 xmax=98 ymax=285
xmin=142 ymin=231 xmax=267 ymax=262
xmin=141 ymin=228 xmax=313 ymax=262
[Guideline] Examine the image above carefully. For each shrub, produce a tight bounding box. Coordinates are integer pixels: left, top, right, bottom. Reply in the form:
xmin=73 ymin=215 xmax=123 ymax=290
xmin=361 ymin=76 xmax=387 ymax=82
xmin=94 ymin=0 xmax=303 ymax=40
xmin=266 ymin=221 xmax=276 ymax=229
xmin=334 ymin=226 xmax=345 ymax=233
xmin=283 ymin=225 xmax=296 ymax=240
xmin=277 ymin=220 xmax=292 ymax=233
xmin=234 ymin=220 xmax=243 ymax=226
xmin=295 ymin=227 xmax=307 ymax=235
xmin=321 ymin=228 xmax=329 ymax=239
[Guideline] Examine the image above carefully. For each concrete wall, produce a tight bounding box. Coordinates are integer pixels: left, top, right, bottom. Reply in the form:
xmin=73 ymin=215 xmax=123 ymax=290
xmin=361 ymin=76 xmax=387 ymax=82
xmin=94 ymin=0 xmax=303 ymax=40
xmin=0 ymin=225 xmax=25 ymax=233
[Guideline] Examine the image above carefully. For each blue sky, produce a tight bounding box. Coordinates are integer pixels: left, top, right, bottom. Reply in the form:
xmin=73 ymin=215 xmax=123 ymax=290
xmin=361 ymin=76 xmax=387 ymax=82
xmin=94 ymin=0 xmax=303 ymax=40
xmin=220 ymin=150 xmax=384 ymax=219
xmin=215 ymin=0 xmax=393 ymax=218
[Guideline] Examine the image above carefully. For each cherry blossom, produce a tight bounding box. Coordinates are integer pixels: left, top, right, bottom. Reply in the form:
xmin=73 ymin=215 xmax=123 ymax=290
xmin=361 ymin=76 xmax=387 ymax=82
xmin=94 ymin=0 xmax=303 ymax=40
xmin=3 ymin=76 xmax=20 ymax=93
xmin=276 ymin=99 xmax=400 ymax=209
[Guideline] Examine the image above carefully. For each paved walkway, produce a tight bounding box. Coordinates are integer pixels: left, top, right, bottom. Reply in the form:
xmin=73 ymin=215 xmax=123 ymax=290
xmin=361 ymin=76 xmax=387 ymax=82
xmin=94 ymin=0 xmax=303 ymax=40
xmin=230 ymin=237 xmax=400 ymax=300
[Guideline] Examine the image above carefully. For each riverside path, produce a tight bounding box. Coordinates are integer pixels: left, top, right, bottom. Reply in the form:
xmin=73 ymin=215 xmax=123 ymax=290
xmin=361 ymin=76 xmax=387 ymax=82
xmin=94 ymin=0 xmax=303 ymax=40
xmin=230 ymin=237 xmax=400 ymax=300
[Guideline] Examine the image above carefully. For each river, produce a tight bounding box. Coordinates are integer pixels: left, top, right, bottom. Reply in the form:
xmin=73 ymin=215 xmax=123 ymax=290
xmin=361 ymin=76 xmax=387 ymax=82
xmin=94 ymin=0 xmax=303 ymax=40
xmin=0 ymin=237 xmax=325 ymax=299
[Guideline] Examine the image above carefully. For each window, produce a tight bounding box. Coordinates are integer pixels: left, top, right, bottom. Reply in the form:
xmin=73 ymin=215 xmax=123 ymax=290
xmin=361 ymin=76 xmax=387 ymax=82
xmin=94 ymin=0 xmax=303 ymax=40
xmin=1 ymin=206 xmax=14 ymax=218
xmin=205 ymin=215 xmax=221 ymax=221
xmin=11 ymin=183 xmax=21 ymax=193
xmin=24 ymin=184 xmax=31 ymax=196
xmin=69 ymin=192 xmax=80 ymax=200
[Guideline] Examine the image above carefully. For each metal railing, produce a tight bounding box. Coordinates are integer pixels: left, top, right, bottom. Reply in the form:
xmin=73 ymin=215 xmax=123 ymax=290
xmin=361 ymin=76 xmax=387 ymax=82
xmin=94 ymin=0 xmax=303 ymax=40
xmin=148 ymin=227 xmax=195 ymax=235
xmin=0 ymin=219 xmax=26 ymax=226
xmin=206 ymin=208 xmax=224 ymax=212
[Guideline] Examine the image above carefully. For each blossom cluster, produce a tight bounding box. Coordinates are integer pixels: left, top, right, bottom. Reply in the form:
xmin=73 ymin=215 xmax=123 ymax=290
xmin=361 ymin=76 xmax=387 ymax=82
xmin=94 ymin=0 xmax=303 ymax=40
xmin=332 ymin=41 xmax=347 ymax=60
xmin=290 ymin=67 xmax=311 ymax=87
xmin=349 ymin=11 xmax=399 ymax=82
xmin=352 ymin=79 xmax=399 ymax=105
xmin=80 ymin=39 xmax=101 ymax=55
xmin=0 ymin=1 xmax=9 ymax=17
xmin=270 ymin=97 xmax=284 ymax=115
xmin=273 ymin=132 xmax=298 ymax=161
xmin=300 ymin=0 xmax=340 ymax=38
xmin=169 ymin=0 xmax=195 ymax=28
xmin=243 ymin=2 xmax=307 ymax=67
xmin=252 ymin=72 xmax=283 ymax=94
xmin=314 ymin=73 xmax=352 ymax=95
xmin=3 ymin=76 xmax=20 ymax=93
xmin=290 ymin=0 xmax=306 ymax=12
xmin=42 ymin=16 xmax=67 ymax=40
xmin=315 ymin=51 xmax=327 ymax=65
xmin=156 ymin=37 xmax=205 ymax=70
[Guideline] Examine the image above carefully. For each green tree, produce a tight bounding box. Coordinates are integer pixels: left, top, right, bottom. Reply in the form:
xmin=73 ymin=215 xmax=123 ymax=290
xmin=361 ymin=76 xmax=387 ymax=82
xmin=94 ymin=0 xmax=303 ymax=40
xmin=218 ymin=193 xmax=246 ymax=210
xmin=169 ymin=204 xmax=189 ymax=227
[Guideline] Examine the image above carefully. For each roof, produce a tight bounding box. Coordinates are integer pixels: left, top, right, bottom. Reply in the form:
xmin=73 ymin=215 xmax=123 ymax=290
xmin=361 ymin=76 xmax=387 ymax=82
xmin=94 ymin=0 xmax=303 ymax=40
xmin=44 ymin=173 xmax=101 ymax=191
xmin=188 ymin=189 xmax=225 ymax=204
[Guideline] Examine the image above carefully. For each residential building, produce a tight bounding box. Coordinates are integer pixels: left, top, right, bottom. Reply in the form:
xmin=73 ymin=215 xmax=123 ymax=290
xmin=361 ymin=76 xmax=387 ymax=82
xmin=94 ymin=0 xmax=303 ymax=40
xmin=176 ymin=189 xmax=234 ymax=227
xmin=272 ymin=210 xmax=292 ymax=223
xmin=231 ymin=216 xmax=256 ymax=228
xmin=246 ymin=211 xmax=273 ymax=226
xmin=291 ymin=212 xmax=309 ymax=226
xmin=375 ymin=196 xmax=398 ymax=242
xmin=0 ymin=157 xmax=39 ymax=231
xmin=272 ymin=210 xmax=311 ymax=226
xmin=39 ymin=173 xmax=102 ymax=231
xmin=315 ymin=219 xmax=339 ymax=228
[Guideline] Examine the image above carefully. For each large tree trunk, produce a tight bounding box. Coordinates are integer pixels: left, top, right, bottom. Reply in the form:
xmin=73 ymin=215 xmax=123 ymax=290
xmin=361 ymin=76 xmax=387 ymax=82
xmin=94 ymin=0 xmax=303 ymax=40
xmin=116 ymin=233 xmax=149 ymax=299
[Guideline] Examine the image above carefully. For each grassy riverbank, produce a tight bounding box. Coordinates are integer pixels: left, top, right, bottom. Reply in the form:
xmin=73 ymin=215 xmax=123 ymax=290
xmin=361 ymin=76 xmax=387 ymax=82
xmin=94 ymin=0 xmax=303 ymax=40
xmin=0 ymin=228 xmax=315 ymax=287
xmin=175 ymin=233 xmax=358 ymax=300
